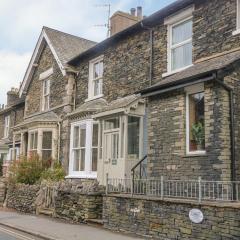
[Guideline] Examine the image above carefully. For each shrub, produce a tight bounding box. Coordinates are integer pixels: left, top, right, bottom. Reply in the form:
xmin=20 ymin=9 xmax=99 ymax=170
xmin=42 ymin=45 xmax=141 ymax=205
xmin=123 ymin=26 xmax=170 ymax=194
xmin=8 ymin=155 xmax=44 ymax=185
xmin=40 ymin=163 xmax=65 ymax=182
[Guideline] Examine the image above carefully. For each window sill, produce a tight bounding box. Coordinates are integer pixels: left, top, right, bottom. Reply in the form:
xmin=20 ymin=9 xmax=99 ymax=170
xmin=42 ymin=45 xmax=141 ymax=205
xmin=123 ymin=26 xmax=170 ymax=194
xmin=184 ymin=151 xmax=207 ymax=157
xmin=65 ymin=173 xmax=97 ymax=179
xmin=232 ymin=29 xmax=240 ymax=36
xmin=85 ymin=94 xmax=104 ymax=102
xmin=162 ymin=64 xmax=194 ymax=78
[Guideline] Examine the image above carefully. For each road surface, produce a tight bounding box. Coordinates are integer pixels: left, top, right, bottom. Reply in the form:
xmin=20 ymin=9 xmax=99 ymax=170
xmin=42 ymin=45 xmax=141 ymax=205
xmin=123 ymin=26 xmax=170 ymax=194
xmin=0 ymin=226 xmax=43 ymax=240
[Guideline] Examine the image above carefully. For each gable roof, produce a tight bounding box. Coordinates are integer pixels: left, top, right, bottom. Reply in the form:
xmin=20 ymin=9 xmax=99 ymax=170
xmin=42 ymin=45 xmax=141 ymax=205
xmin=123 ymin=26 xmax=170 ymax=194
xmin=19 ymin=27 xmax=96 ymax=97
xmin=68 ymin=0 xmax=196 ymax=65
xmin=140 ymin=49 xmax=240 ymax=96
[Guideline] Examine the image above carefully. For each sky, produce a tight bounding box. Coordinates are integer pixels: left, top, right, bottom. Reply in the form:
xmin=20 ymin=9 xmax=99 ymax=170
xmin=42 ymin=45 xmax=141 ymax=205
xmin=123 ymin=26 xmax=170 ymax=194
xmin=0 ymin=0 xmax=175 ymax=105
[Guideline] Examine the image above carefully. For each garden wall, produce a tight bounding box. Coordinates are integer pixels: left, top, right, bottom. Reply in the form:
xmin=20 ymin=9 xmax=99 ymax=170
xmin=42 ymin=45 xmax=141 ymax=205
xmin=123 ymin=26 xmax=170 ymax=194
xmin=103 ymin=194 xmax=240 ymax=240
xmin=7 ymin=184 xmax=40 ymax=213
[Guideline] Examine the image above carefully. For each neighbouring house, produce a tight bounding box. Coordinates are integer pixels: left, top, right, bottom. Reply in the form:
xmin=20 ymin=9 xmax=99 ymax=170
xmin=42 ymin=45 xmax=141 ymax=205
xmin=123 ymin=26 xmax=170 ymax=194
xmin=0 ymin=88 xmax=25 ymax=175
xmin=6 ymin=27 xmax=96 ymax=169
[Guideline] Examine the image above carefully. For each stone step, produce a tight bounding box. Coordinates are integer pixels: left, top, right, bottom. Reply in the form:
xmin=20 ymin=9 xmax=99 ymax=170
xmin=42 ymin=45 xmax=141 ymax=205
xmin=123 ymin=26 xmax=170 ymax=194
xmin=86 ymin=218 xmax=104 ymax=226
xmin=37 ymin=208 xmax=55 ymax=216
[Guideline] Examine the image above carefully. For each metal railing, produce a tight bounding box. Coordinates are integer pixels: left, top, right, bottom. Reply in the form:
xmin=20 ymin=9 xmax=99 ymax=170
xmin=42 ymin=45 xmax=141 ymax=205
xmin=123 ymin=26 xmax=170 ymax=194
xmin=106 ymin=176 xmax=240 ymax=203
xmin=131 ymin=155 xmax=147 ymax=181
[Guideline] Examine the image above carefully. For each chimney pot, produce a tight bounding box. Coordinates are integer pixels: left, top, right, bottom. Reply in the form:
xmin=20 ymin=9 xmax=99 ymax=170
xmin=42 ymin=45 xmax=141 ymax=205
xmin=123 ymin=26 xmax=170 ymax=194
xmin=137 ymin=6 xmax=142 ymax=18
xmin=130 ymin=8 xmax=136 ymax=16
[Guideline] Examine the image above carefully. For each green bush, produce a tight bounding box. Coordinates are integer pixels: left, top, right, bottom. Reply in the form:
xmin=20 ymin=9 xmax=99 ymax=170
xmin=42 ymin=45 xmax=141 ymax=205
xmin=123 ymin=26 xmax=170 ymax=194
xmin=41 ymin=163 xmax=65 ymax=182
xmin=8 ymin=155 xmax=65 ymax=185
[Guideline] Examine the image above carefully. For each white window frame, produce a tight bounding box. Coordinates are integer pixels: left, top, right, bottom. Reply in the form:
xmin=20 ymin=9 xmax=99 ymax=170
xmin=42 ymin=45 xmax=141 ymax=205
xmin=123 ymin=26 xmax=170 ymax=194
xmin=164 ymin=6 xmax=194 ymax=76
xmin=42 ymin=79 xmax=50 ymax=111
xmin=28 ymin=130 xmax=38 ymax=153
xmin=87 ymin=55 xmax=104 ymax=101
xmin=7 ymin=147 xmax=20 ymax=161
xmin=233 ymin=0 xmax=240 ymax=35
xmin=68 ymin=119 xmax=98 ymax=178
xmin=185 ymin=83 xmax=206 ymax=155
xmin=4 ymin=115 xmax=10 ymax=138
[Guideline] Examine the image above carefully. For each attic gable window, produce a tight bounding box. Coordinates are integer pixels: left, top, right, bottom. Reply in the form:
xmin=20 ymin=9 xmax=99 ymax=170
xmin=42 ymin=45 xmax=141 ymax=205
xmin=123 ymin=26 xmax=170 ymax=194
xmin=42 ymin=79 xmax=50 ymax=111
xmin=4 ymin=115 xmax=10 ymax=138
xmin=164 ymin=6 xmax=194 ymax=76
xmin=87 ymin=56 xmax=104 ymax=101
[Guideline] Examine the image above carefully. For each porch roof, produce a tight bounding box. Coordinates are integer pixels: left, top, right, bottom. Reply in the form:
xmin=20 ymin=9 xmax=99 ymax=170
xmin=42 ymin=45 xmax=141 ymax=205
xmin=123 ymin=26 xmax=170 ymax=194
xmin=140 ymin=49 xmax=240 ymax=97
xmin=93 ymin=94 xmax=145 ymax=118
xmin=67 ymin=98 xmax=108 ymax=119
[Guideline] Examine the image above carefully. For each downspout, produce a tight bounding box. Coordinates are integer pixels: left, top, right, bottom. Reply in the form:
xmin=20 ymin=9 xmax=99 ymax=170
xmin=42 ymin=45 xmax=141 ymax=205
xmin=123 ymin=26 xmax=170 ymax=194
xmin=57 ymin=121 xmax=61 ymax=163
xmin=140 ymin=22 xmax=153 ymax=86
xmin=214 ymin=75 xmax=236 ymax=194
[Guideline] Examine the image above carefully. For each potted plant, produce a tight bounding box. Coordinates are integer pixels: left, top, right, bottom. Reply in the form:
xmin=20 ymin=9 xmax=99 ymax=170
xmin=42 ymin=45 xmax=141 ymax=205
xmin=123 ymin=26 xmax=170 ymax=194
xmin=191 ymin=122 xmax=204 ymax=150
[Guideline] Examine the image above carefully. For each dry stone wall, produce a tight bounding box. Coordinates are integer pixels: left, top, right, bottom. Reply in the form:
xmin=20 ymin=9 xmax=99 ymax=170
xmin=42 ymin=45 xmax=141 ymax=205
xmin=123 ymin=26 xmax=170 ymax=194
xmin=103 ymin=195 xmax=240 ymax=240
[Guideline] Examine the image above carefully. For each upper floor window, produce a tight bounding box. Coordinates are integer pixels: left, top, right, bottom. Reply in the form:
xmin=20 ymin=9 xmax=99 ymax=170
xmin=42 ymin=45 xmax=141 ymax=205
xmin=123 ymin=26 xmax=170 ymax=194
xmin=4 ymin=115 xmax=10 ymax=138
xmin=164 ymin=7 xmax=193 ymax=75
xmin=42 ymin=79 xmax=50 ymax=111
xmin=88 ymin=56 xmax=103 ymax=100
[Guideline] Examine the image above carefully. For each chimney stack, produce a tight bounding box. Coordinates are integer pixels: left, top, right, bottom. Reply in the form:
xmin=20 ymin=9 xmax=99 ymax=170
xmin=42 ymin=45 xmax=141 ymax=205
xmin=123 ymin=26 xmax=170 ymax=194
xmin=137 ymin=6 xmax=142 ymax=18
xmin=7 ymin=88 xmax=19 ymax=107
xmin=130 ymin=8 xmax=136 ymax=16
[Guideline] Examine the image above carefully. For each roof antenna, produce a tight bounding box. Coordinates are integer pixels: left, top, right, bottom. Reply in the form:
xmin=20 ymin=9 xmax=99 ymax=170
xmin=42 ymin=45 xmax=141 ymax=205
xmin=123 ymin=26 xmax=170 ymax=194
xmin=94 ymin=4 xmax=111 ymax=38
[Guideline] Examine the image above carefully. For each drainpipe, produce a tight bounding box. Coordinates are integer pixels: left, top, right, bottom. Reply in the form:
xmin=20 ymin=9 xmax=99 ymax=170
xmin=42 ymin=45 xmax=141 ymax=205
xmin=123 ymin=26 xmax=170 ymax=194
xmin=57 ymin=121 xmax=61 ymax=163
xmin=140 ymin=22 xmax=153 ymax=86
xmin=214 ymin=75 xmax=236 ymax=198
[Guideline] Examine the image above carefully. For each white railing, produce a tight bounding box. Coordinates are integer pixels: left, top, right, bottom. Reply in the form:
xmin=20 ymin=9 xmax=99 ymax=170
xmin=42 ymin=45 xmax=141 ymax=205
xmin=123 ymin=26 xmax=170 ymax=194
xmin=106 ymin=176 xmax=240 ymax=203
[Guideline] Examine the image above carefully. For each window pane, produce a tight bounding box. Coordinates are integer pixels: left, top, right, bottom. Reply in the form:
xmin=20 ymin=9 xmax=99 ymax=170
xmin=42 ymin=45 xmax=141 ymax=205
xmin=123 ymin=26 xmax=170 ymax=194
xmin=42 ymin=132 xmax=52 ymax=149
xmin=112 ymin=133 xmax=119 ymax=159
xmin=94 ymin=62 xmax=99 ymax=79
xmin=92 ymin=148 xmax=98 ymax=171
xmin=73 ymin=149 xmax=80 ymax=171
xmin=80 ymin=149 xmax=85 ymax=171
xmin=30 ymin=133 xmax=34 ymax=149
xmin=80 ymin=125 xmax=86 ymax=147
xmin=189 ymin=92 xmax=205 ymax=152
xmin=42 ymin=150 xmax=52 ymax=161
xmin=34 ymin=132 xmax=38 ymax=149
xmin=92 ymin=123 xmax=98 ymax=147
xmin=128 ymin=116 xmax=140 ymax=158
xmin=172 ymin=42 xmax=192 ymax=71
xmin=104 ymin=118 xmax=119 ymax=130
xmin=94 ymin=79 xmax=100 ymax=96
xmin=73 ymin=126 xmax=80 ymax=148
xmin=99 ymin=61 xmax=103 ymax=77
xmin=172 ymin=19 xmax=192 ymax=45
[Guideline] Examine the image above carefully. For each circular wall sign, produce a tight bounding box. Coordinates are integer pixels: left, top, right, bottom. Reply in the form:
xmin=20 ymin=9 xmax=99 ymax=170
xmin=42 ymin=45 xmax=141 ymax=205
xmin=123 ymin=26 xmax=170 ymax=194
xmin=189 ymin=209 xmax=204 ymax=224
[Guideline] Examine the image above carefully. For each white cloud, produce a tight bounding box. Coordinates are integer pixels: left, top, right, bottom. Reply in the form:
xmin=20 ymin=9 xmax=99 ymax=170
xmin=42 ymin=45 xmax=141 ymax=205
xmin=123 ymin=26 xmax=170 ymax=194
xmin=0 ymin=51 xmax=31 ymax=104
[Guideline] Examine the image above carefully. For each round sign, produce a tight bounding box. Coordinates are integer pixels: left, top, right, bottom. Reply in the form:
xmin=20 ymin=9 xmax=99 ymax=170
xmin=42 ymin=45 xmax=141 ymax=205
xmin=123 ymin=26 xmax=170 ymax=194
xmin=189 ymin=209 xmax=204 ymax=224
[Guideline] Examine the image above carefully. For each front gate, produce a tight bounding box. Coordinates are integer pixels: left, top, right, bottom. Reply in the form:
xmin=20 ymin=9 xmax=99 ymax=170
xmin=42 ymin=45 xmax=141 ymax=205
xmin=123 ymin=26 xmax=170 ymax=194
xmin=36 ymin=181 xmax=58 ymax=216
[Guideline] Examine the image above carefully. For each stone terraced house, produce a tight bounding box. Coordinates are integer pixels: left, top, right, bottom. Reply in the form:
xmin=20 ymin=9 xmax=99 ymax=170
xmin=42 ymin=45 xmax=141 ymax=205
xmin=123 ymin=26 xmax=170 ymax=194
xmin=1 ymin=0 xmax=240 ymax=186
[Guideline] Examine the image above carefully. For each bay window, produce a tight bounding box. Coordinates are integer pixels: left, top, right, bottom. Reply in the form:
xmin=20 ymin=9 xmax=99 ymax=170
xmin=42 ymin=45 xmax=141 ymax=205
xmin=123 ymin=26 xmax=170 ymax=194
xmin=69 ymin=120 xmax=98 ymax=178
xmin=186 ymin=85 xmax=205 ymax=154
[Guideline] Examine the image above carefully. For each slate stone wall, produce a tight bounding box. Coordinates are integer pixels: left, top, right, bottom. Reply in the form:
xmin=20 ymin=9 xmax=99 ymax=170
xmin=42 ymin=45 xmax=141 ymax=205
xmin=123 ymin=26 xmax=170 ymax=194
xmin=6 ymin=184 xmax=40 ymax=213
xmin=103 ymin=195 xmax=240 ymax=240
xmin=55 ymin=191 xmax=103 ymax=222
xmin=25 ymin=43 xmax=66 ymax=117
xmin=147 ymin=81 xmax=231 ymax=181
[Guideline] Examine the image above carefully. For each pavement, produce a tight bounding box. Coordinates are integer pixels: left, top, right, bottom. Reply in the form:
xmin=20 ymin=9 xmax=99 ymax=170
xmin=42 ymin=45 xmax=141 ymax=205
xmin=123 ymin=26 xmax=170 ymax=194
xmin=0 ymin=209 xmax=143 ymax=240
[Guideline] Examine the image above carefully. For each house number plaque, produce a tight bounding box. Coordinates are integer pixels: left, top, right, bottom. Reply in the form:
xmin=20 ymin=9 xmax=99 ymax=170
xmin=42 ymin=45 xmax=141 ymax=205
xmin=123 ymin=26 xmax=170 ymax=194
xmin=189 ymin=209 xmax=204 ymax=224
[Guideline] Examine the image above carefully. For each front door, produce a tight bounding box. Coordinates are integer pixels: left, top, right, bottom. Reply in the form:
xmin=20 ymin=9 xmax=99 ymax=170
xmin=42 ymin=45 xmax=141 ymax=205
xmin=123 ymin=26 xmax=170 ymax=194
xmin=104 ymin=130 xmax=119 ymax=178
